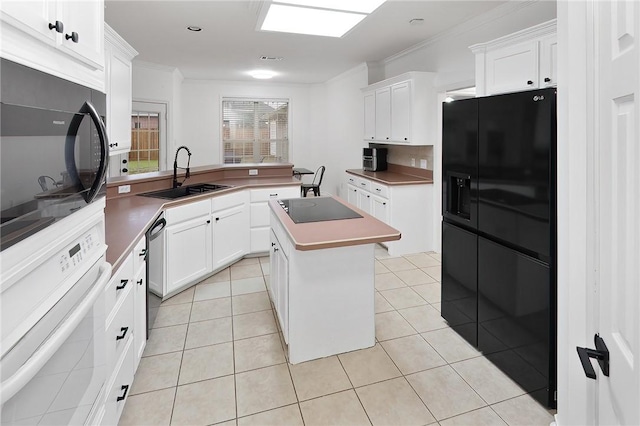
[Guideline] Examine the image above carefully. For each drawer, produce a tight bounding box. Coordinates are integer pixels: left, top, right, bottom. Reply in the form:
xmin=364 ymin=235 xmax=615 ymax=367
xmin=106 ymin=283 xmax=134 ymax=374
xmin=105 ymin=337 xmax=134 ymax=425
xmin=212 ymin=190 xmax=247 ymax=212
xmin=370 ymin=182 xmax=389 ymax=198
xmin=132 ymin=236 xmax=146 ymax=273
xmin=356 ymin=178 xmax=371 ymax=192
xmin=165 ymin=199 xmax=210 ymax=223
xmin=250 ymin=203 xmax=270 ymax=227
xmin=105 ymin=253 xmax=133 ymax=316
xmin=346 ymin=174 xmax=358 ymax=186
xmin=250 ymin=186 xmax=299 ymax=203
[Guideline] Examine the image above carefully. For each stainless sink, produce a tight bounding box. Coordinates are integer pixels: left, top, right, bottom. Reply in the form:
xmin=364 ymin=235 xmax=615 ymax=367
xmin=140 ymin=183 xmax=230 ymax=200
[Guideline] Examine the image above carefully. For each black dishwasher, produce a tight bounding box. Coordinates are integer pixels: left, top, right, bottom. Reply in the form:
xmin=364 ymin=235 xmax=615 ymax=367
xmin=145 ymin=212 xmax=165 ymax=337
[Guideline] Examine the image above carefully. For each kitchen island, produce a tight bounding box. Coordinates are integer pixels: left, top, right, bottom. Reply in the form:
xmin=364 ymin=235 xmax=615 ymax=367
xmin=269 ymin=196 xmax=400 ymax=364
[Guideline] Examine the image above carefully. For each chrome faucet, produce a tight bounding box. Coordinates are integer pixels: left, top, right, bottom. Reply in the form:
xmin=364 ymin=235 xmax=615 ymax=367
xmin=173 ymin=146 xmax=192 ymax=188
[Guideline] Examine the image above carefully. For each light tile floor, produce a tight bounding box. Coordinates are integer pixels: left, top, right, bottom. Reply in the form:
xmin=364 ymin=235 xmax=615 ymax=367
xmin=120 ymin=248 xmax=556 ymax=426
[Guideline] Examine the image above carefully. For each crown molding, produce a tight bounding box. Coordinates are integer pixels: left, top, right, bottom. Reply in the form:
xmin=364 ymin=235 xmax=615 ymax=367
xmin=469 ymin=18 xmax=556 ymax=53
xmin=383 ymin=0 xmax=542 ymax=65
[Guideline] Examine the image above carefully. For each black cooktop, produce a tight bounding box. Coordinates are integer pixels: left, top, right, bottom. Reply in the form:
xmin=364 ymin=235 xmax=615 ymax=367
xmin=278 ymin=197 xmax=363 ymax=224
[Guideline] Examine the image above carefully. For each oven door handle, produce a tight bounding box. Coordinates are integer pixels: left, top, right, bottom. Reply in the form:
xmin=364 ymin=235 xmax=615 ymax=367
xmin=0 ymin=262 xmax=112 ymax=404
xmin=65 ymin=101 xmax=110 ymax=204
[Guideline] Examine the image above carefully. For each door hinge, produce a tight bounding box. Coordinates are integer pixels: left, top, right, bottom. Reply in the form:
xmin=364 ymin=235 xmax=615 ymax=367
xmin=576 ymin=334 xmax=610 ymax=379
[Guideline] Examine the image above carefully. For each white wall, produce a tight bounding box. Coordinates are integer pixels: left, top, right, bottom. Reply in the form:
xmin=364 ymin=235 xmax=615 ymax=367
xmin=180 ymin=80 xmax=312 ymax=168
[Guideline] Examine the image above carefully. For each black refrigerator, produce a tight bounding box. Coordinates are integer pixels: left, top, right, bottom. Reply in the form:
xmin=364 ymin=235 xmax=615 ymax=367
xmin=441 ymin=88 xmax=556 ymax=408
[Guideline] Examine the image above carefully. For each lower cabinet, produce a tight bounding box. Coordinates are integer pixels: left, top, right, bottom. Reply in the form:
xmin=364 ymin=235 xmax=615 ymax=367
xmin=212 ymin=191 xmax=250 ymax=270
xmin=250 ymin=186 xmax=299 ymax=253
xmin=165 ymin=215 xmax=213 ymax=295
xmin=345 ymin=173 xmax=433 ymax=255
xmin=269 ymin=229 xmax=289 ymax=343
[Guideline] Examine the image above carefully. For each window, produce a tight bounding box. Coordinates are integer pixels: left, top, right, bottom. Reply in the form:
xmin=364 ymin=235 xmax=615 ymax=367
xmin=222 ymin=99 xmax=289 ymax=163
xmin=128 ymin=102 xmax=167 ymax=175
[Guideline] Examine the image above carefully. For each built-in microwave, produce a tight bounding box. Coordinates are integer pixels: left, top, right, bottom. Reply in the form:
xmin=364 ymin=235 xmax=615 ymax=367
xmin=0 ymin=59 xmax=109 ymax=251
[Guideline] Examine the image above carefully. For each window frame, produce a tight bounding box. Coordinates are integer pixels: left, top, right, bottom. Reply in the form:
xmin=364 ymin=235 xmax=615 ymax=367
xmin=220 ymin=97 xmax=291 ymax=164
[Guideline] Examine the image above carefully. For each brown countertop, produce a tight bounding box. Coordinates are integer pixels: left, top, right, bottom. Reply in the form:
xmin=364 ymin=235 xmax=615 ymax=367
xmin=269 ymin=196 xmax=401 ymax=251
xmin=346 ymin=168 xmax=433 ymax=185
xmin=106 ymin=177 xmax=301 ymax=271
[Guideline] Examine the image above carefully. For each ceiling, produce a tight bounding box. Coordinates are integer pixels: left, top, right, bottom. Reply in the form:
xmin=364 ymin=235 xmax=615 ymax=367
xmin=105 ymin=0 xmax=506 ymax=84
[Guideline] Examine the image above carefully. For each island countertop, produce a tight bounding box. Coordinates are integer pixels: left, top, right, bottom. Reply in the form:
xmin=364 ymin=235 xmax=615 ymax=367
xmin=268 ymin=196 xmax=401 ymax=251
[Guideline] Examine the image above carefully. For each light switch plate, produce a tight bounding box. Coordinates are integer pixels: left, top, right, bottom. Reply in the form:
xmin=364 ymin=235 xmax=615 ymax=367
xmin=249 ymin=169 xmax=258 ymax=176
xmin=420 ymin=159 xmax=428 ymax=169
xmin=118 ymin=185 xmax=131 ymax=194
xmin=411 ymin=158 xmax=416 ymax=167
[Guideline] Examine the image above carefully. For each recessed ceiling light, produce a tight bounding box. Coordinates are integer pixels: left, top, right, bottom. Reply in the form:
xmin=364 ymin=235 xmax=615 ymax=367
xmin=249 ymin=70 xmax=277 ymax=79
xmin=261 ymin=4 xmax=366 ymax=37
xmin=187 ymin=26 xmax=202 ymax=32
xmin=274 ymin=0 xmax=386 ymax=14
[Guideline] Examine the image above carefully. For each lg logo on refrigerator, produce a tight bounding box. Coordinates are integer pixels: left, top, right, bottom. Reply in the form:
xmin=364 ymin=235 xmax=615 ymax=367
xmin=533 ymin=95 xmax=545 ymax=101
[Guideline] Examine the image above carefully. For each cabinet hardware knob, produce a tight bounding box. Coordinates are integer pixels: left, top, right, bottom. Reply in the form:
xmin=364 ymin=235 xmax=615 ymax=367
xmin=121 ymin=168 xmax=128 ymax=173
xmin=274 ymin=247 xmax=279 ymax=252
xmin=544 ymin=77 xmax=551 ymax=82
xmin=109 ymin=142 xmax=118 ymax=148
xmin=122 ymin=159 xmax=128 ymax=164
xmin=367 ymin=195 xmax=370 ymax=198
xmin=383 ymin=203 xmax=386 ymax=205
xmin=386 ymin=137 xmax=389 ymax=140
xmin=206 ymin=220 xmax=211 ymax=224
xmin=116 ymin=279 xmax=128 ymax=290
xmin=116 ymin=327 xmax=129 ymax=341
xmin=65 ymin=31 xmax=79 ymax=43
xmin=215 ymin=217 xmax=220 ymax=222
xmin=48 ymin=21 xmax=63 ymax=33
xmin=271 ymin=242 xmax=276 ymax=247
xmin=404 ymin=138 xmax=408 ymax=141
xmin=137 ymin=279 xmax=143 ymax=285
xmin=116 ymin=385 xmax=130 ymax=402
xmin=527 ymin=80 xmax=533 ymax=85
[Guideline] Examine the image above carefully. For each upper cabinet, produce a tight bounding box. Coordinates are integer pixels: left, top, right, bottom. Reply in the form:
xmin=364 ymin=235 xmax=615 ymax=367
xmin=470 ymin=19 xmax=557 ymax=96
xmin=362 ymin=72 xmax=436 ymax=146
xmin=0 ymin=0 xmax=105 ymax=91
xmin=105 ymin=24 xmax=138 ymax=156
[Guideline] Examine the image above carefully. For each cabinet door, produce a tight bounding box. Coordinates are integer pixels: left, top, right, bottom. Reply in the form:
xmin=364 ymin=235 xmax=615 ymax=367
xmin=275 ymin=240 xmax=289 ymax=343
xmin=371 ymin=195 xmax=389 ymax=224
xmin=347 ymin=184 xmax=358 ymax=207
xmin=268 ymin=231 xmax=278 ymax=301
xmin=165 ymin=216 xmax=212 ymax=294
xmin=358 ymin=189 xmax=372 ymax=214
xmin=363 ymin=91 xmax=376 ymax=141
xmin=133 ymin=264 xmax=146 ymax=370
xmin=485 ymin=40 xmax=539 ymax=95
xmin=539 ymin=34 xmax=557 ymax=87
xmin=56 ymin=0 xmax=104 ymax=69
xmin=106 ymin=47 xmax=133 ymax=155
xmin=375 ymin=87 xmax=391 ymax=141
xmin=212 ymin=204 xmax=249 ymax=270
xmin=391 ymin=82 xmax=411 ymax=143
xmin=0 ymin=0 xmax=56 ymax=44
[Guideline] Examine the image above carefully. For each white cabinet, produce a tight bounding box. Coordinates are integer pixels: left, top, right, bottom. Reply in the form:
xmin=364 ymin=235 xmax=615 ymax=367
xmin=363 ymin=91 xmax=376 ymax=141
xmin=132 ymin=237 xmax=146 ymax=369
xmin=361 ymin=72 xmax=436 ymax=146
xmin=165 ymin=215 xmax=213 ymax=295
xmin=471 ymin=19 xmax=557 ymax=96
xmin=0 ymin=0 xmax=105 ymax=91
xmin=249 ymin=186 xmax=299 ymax=253
xmin=269 ymin=229 xmax=289 ymax=343
xmin=105 ymin=24 xmax=138 ymax=156
xmin=212 ymin=192 xmax=249 ymax=270
xmin=344 ymin=173 xmax=433 ymax=256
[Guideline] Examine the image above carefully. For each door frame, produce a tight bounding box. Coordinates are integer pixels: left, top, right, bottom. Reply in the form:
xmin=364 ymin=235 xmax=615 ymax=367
xmin=556 ymin=1 xmax=598 ymax=424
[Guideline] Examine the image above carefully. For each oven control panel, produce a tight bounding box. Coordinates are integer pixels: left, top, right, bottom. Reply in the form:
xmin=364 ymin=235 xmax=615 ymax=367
xmin=58 ymin=228 xmax=100 ymax=274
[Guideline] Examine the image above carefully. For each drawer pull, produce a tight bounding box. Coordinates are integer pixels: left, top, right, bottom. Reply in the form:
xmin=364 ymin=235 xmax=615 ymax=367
xmin=137 ymin=279 xmax=143 ymax=286
xmin=116 ymin=385 xmax=130 ymax=402
xmin=270 ymin=193 xmax=278 ymax=197
xmin=65 ymin=31 xmax=79 ymax=43
xmin=116 ymin=327 xmax=129 ymax=341
xmin=360 ymin=182 xmax=366 ymax=186
xmin=116 ymin=279 xmax=128 ymax=291
xmin=48 ymin=21 xmax=63 ymax=33
xmin=376 ymin=188 xmax=381 ymax=192
xmin=139 ymin=248 xmax=147 ymax=257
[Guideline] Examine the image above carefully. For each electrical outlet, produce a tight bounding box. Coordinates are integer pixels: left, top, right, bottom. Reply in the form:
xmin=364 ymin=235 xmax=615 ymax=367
xmin=249 ymin=169 xmax=258 ymax=176
xmin=420 ymin=159 xmax=428 ymax=169
xmin=118 ymin=185 xmax=131 ymax=194
xmin=411 ymin=158 xmax=416 ymax=167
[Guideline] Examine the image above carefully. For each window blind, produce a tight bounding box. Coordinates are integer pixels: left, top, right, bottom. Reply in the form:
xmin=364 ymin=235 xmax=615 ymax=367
xmin=222 ymin=99 xmax=289 ymax=163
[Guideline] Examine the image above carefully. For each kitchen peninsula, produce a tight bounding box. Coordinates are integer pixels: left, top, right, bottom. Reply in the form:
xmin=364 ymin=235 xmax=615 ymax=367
xmin=269 ymin=196 xmax=400 ymax=364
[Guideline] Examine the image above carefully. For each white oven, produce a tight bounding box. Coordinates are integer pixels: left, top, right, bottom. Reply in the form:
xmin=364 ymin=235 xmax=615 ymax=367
xmin=1 ymin=199 xmax=110 ymax=425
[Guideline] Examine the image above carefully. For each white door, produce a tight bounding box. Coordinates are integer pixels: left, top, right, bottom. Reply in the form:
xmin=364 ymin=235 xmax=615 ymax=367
xmin=594 ymin=2 xmax=639 ymax=424
xmin=558 ymin=1 xmax=640 ymax=425
xmin=165 ymin=216 xmax=212 ymax=294
xmin=212 ymin=204 xmax=249 ymax=270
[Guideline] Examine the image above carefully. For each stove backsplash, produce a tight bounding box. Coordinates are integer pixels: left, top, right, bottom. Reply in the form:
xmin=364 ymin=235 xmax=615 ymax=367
xmin=368 ymin=144 xmax=433 ymax=170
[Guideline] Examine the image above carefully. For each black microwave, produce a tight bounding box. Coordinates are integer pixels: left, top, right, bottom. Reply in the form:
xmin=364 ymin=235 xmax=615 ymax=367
xmin=0 ymin=59 xmax=109 ymax=251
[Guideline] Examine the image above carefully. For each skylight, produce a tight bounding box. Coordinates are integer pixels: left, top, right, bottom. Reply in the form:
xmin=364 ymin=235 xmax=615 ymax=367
xmin=260 ymin=0 xmax=386 ymax=38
